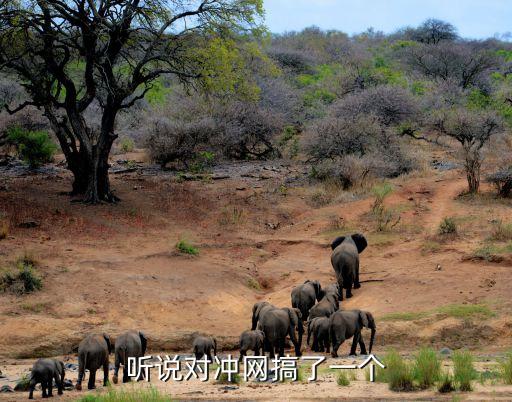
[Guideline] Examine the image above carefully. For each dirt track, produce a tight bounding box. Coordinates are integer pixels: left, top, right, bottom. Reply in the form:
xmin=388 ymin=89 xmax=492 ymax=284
xmin=1 ymin=153 xmax=512 ymax=399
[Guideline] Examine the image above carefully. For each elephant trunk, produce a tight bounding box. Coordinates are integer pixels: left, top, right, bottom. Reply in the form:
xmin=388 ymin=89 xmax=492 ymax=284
xmin=369 ymin=328 xmax=376 ymax=354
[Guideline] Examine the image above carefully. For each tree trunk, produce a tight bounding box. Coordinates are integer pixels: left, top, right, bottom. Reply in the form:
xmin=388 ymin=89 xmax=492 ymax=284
xmin=82 ymin=141 xmax=118 ymax=204
xmin=465 ymin=150 xmax=481 ymax=194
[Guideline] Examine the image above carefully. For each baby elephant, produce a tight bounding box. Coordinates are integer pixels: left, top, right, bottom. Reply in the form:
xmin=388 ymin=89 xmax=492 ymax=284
xmin=307 ymin=317 xmax=330 ymax=353
xmin=112 ymin=330 xmax=147 ymax=384
xmin=28 ymin=358 xmax=65 ymax=399
xmin=193 ymin=336 xmax=217 ymax=361
xmin=239 ymin=330 xmax=265 ymax=361
xmin=329 ymin=309 xmax=376 ymax=358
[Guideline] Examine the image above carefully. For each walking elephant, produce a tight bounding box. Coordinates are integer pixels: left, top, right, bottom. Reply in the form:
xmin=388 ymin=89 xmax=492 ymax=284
xmin=331 ymin=233 xmax=367 ymax=299
xmin=76 ymin=333 xmax=112 ymax=391
xmin=239 ymin=330 xmax=265 ymax=361
xmin=193 ymin=336 xmax=217 ymax=361
xmin=307 ymin=317 xmax=330 ymax=353
xmin=112 ymin=330 xmax=147 ymax=384
xmin=259 ymin=307 xmax=303 ymax=357
xmin=291 ymin=280 xmax=323 ymax=321
xmin=329 ymin=309 xmax=376 ymax=358
xmin=28 ymin=358 xmax=65 ymax=399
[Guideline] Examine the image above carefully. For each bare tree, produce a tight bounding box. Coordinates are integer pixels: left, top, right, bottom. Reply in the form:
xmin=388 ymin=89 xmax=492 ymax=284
xmin=430 ymin=109 xmax=502 ymax=193
xmin=0 ymin=0 xmax=263 ymax=203
xmin=411 ymin=19 xmax=458 ymax=44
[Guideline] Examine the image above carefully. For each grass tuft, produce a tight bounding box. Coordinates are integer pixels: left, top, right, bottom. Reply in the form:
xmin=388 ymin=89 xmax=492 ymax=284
xmin=383 ymin=349 xmax=415 ymax=391
xmin=336 ymin=371 xmax=351 ymax=386
xmin=0 ymin=258 xmax=42 ymax=295
xmin=437 ymin=370 xmax=455 ymax=393
xmin=490 ymin=220 xmax=512 ymax=241
xmin=436 ymin=303 xmax=495 ymax=319
xmin=175 ymin=239 xmax=199 ymax=256
xmin=453 ymin=350 xmax=476 ymax=391
xmin=413 ymin=347 xmax=441 ymax=389
xmin=500 ymin=351 xmax=512 ymax=385
xmin=78 ymin=386 xmax=172 ymax=402
xmin=0 ymin=221 xmax=8 ymax=240
xmin=217 ymin=372 xmax=241 ymax=384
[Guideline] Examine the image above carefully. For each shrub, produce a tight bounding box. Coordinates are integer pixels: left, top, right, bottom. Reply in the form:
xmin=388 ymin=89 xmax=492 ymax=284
xmin=453 ymin=350 xmax=476 ymax=391
xmin=78 ymin=386 xmax=172 ymax=402
xmin=486 ymin=168 xmax=512 ymax=197
xmin=175 ymin=239 xmax=198 ymax=256
xmin=336 ymin=371 xmax=350 ymax=386
xmin=413 ymin=347 xmax=441 ymax=389
xmin=438 ymin=217 xmax=457 ymax=235
xmin=371 ymin=183 xmax=400 ymax=231
xmin=119 ymin=137 xmax=135 ymax=153
xmin=500 ymin=351 xmax=512 ymax=385
xmin=490 ymin=220 xmax=512 ymax=241
xmin=383 ymin=349 xmax=414 ymax=391
xmin=7 ymin=127 xmax=57 ymax=168
xmin=217 ymin=372 xmax=241 ymax=384
xmin=0 ymin=259 xmax=42 ymax=294
xmin=437 ymin=370 xmax=455 ymax=393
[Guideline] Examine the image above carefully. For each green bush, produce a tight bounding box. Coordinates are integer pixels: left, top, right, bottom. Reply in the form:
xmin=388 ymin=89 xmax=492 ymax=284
xmin=78 ymin=386 xmax=172 ymax=402
xmin=175 ymin=239 xmax=199 ymax=256
xmin=438 ymin=217 xmax=457 ymax=235
xmin=7 ymin=127 xmax=57 ymax=168
xmin=413 ymin=347 xmax=441 ymax=389
xmin=0 ymin=259 xmax=42 ymax=295
xmin=437 ymin=370 xmax=455 ymax=393
xmin=383 ymin=349 xmax=414 ymax=391
xmin=336 ymin=371 xmax=350 ymax=386
xmin=453 ymin=350 xmax=476 ymax=391
xmin=119 ymin=137 xmax=135 ymax=153
xmin=500 ymin=351 xmax=512 ymax=384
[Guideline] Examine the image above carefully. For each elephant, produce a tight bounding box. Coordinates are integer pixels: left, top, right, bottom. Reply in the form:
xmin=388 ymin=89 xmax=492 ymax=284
xmin=308 ymin=283 xmax=341 ymax=321
xmin=329 ymin=309 xmax=376 ymax=358
xmin=192 ymin=336 xmax=217 ymax=361
xmin=76 ymin=333 xmax=112 ymax=391
xmin=112 ymin=330 xmax=147 ymax=384
xmin=251 ymin=301 xmax=275 ymax=330
xmin=307 ymin=317 xmax=330 ymax=353
xmin=330 ymin=233 xmax=367 ymax=299
xmin=239 ymin=330 xmax=265 ymax=361
xmin=28 ymin=358 xmax=65 ymax=399
xmin=258 ymin=307 xmax=303 ymax=357
xmin=291 ymin=280 xmax=323 ymax=321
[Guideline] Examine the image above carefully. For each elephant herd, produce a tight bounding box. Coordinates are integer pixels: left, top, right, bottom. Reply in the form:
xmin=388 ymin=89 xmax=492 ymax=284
xmin=248 ymin=233 xmax=376 ymax=359
xmin=26 ymin=233 xmax=373 ymax=399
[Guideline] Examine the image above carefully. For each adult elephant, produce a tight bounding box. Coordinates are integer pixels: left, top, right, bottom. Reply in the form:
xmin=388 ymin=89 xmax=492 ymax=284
xmin=259 ymin=307 xmax=303 ymax=357
xmin=331 ymin=233 xmax=367 ymax=299
xmin=251 ymin=301 xmax=275 ymax=330
xmin=112 ymin=330 xmax=147 ymax=384
xmin=329 ymin=309 xmax=376 ymax=358
xmin=76 ymin=333 xmax=112 ymax=391
xmin=291 ymin=280 xmax=323 ymax=321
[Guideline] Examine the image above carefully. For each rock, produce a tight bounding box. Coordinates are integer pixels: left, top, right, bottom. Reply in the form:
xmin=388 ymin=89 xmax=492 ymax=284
xmin=0 ymin=385 xmax=14 ymax=393
xmin=440 ymin=347 xmax=452 ymax=356
xmin=220 ymin=385 xmax=239 ymax=391
xmin=435 ymin=264 xmax=442 ymax=271
xmin=64 ymin=363 xmax=78 ymax=371
xmin=18 ymin=220 xmax=39 ymax=228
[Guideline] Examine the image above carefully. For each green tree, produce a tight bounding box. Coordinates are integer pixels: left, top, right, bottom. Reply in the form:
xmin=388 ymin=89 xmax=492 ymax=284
xmin=0 ymin=0 xmax=264 ymax=203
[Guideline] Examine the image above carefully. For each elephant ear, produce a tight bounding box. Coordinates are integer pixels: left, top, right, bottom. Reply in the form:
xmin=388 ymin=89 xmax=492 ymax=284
xmin=331 ymin=236 xmax=346 ymax=250
xmin=102 ymin=333 xmax=112 ymax=354
xmin=139 ymin=331 xmax=147 ymax=355
xmin=359 ymin=311 xmax=369 ymax=328
xmin=351 ymin=233 xmax=368 ymax=254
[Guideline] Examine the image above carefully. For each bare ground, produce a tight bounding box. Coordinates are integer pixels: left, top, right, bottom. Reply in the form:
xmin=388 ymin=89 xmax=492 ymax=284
xmin=1 ymin=151 xmax=512 ymax=400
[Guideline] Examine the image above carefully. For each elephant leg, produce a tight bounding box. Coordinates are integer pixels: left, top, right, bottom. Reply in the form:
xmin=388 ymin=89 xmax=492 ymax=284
xmin=207 ymin=352 xmax=212 ymax=363
xmin=123 ymin=363 xmax=130 ymax=383
xmin=345 ymin=283 xmax=353 ymax=299
xmin=41 ymin=381 xmax=48 ymax=398
xmin=263 ymin=338 xmax=272 ymax=357
xmin=47 ymin=378 xmax=53 ymax=397
xmin=113 ymin=352 xmax=120 ymax=384
xmin=354 ymin=263 xmax=361 ymax=289
xmin=324 ymin=337 xmax=330 ymax=354
xmin=54 ymin=372 xmax=63 ymax=395
xmin=76 ymin=358 xmax=85 ymax=390
xmin=103 ymin=361 xmax=109 ymax=386
xmin=358 ymin=335 xmax=368 ymax=355
xmin=349 ymin=333 xmax=360 ymax=356
xmin=239 ymin=349 xmax=246 ymax=362
xmin=331 ymin=340 xmax=341 ymax=358
xmin=88 ymin=369 xmax=96 ymax=390
xmin=278 ymin=339 xmax=285 ymax=358
xmin=28 ymin=378 xmax=36 ymax=399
